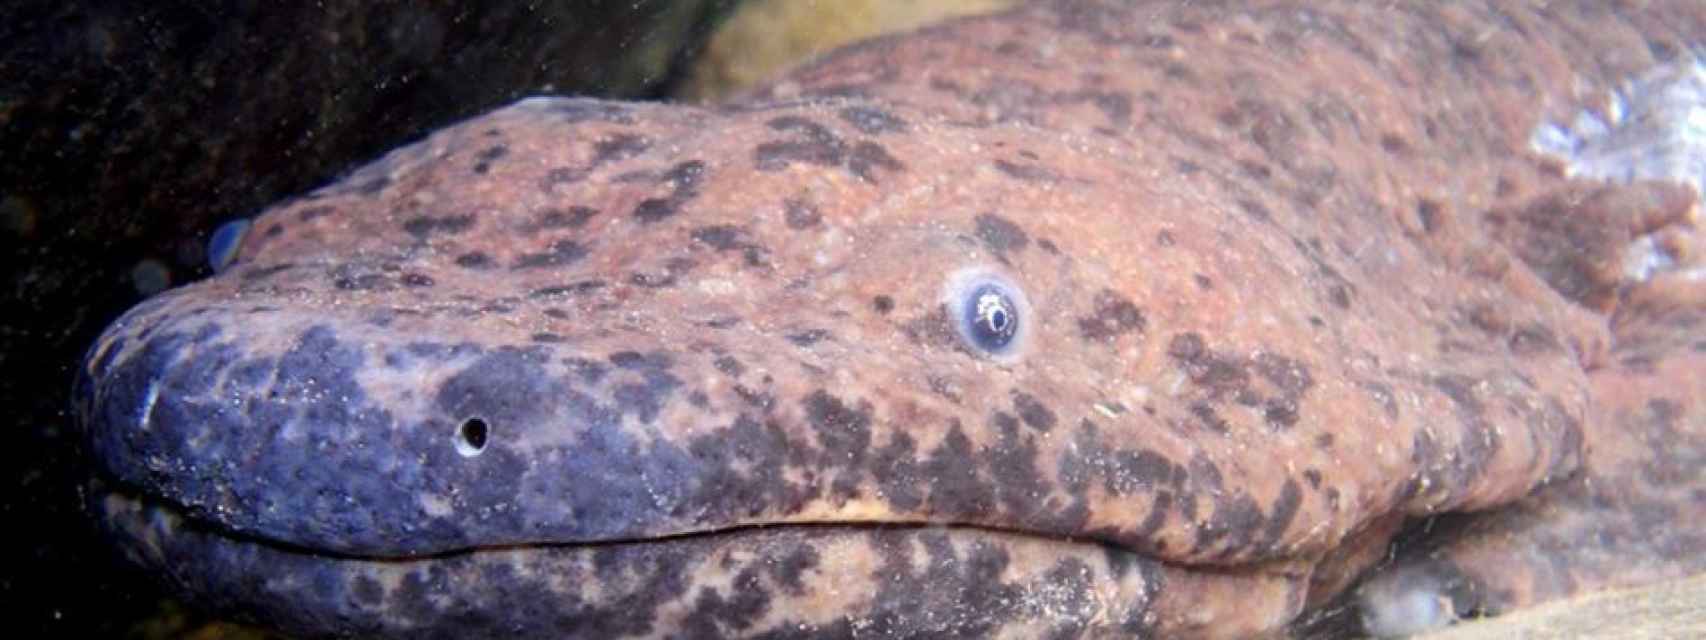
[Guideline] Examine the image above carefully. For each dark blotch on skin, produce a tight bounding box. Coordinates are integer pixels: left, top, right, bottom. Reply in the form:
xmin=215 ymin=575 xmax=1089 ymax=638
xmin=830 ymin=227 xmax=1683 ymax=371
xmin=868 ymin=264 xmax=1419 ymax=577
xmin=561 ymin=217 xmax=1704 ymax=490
xmin=781 ymin=530 xmax=1041 ymax=638
xmin=690 ymin=225 xmax=770 ymax=269
xmin=331 ymin=265 xmax=395 ymax=292
xmin=1011 ymin=391 xmax=1057 ymax=432
xmin=1170 ymin=334 xmax=1316 ymax=429
xmin=1059 ymin=420 xmax=1181 ymax=539
xmin=1510 ymin=323 xmax=1561 ymax=356
xmin=513 ymin=239 xmax=588 ymax=269
xmin=803 ymin=390 xmax=873 ymax=499
xmin=690 ymin=225 xmax=746 ymax=251
xmin=1303 ymin=469 xmax=1323 ymax=488
xmin=1078 ymin=289 xmax=1146 ymax=342
xmin=1073 ymin=90 xmax=1134 ymax=126
xmin=1291 ymin=237 xmax=1357 ymax=310
xmin=539 ymin=132 xmax=653 ymax=188
xmin=755 ymin=117 xmax=841 ymax=170
xmin=733 ymin=385 xmax=774 ymax=411
xmin=629 ymin=257 xmax=697 ymax=289
xmin=786 ymin=330 xmax=830 ymax=347
xmin=1219 ymin=98 xmax=1298 ymax=165
xmin=682 ymin=567 xmax=771 ymax=632
xmin=902 ymin=306 xmax=962 ymax=352
xmin=928 ymin=376 xmax=962 ymax=402
xmin=872 ymin=431 xmax=925 ymax=510
xmin=754 ymin=116 xmax=904 ymax=183
xmin=634 ymin=200 xmax=674 ymax=224
xmin=633 ymin=161 xmax=707 ymax=223
xmin=1263 ymin=397 xmax=1300 ymax=428
xmin=565 ymin=357 xmax=607 ymax=384
xmin=713 ymin=355 xmax=745 ymax=378
xmin=1416 ymin=199 xmax=1443 ymax=234
xmin=975 ymin=213 xmax=1029 ymax=258
xmin=767 ymin=543 xmax=820 ymax=596
xmin=537 ymin=206 xmax=598 ymax=229
xmin=1168 ymin=333 xmax=1246 ymax=396
xmin=872 ymin=295 xmax=895 ymax=314
xmin=400 ymin=273 xmax=434 ymax=288
xmin=1432 ymin=374 xmax=1484 ymax=414
xmin=1328 ymin=284 xmax=1353 ymax=309
xmin=529 ymin=281 xmax=605 ymax=299
xmin=922 ymin=422 xmax=996 ymax=517
xmin=1380 ymin=133 xmax=1410 ymax=154
xmin=849 ymin=141 xmax=904 ymax=183
xmin=1256 ymin=478 xmax=1302 ymax=552
xmin=609 ymin=351 xmax=668 ymax=370
xmin=839 ymin=105 xmax=908 ymax=134
xmin=608 ymin=352 xmax=682 ymax=424
xmin=472 ymin=144 xmax=508 ymax=174
xmin=994 ymin=158 xmax=1060 ymax=182
xmin=1254 ymin=353 xmax=1315 ymax=395
xmin=403 ymin=214 xmax=476 ymax=240
xmin=455 ymin=252 xmax=494 ymax=269
xmin=783 ymin=199 xmax=823 ymax=229
xmin=1190 ymin=402 xmax=1231 ymax=433
xmin=1237 ymin=199 xmax=1272 ymax=222
xmin=1236 ymin=158 xmax=1269 ymax=180
xmin=592 ymin=133 xmax=651 ymax=167
xmin=1195 ymin=495 xmax=1265 ymax=555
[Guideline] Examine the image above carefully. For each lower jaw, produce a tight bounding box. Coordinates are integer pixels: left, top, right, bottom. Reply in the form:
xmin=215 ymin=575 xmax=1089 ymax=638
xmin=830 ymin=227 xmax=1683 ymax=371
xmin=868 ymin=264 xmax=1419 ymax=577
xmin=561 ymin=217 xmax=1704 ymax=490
xmin=90 ymin=485 xmax=1309 ymax=639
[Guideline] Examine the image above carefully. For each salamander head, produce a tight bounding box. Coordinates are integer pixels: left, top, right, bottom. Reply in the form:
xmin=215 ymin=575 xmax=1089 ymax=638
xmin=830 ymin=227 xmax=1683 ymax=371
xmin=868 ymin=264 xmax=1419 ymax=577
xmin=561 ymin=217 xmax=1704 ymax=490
xmin=79 ymin=95 xmax=1230 ymax=556
xmin=75 ymin=95 xmax=1345 ymax=635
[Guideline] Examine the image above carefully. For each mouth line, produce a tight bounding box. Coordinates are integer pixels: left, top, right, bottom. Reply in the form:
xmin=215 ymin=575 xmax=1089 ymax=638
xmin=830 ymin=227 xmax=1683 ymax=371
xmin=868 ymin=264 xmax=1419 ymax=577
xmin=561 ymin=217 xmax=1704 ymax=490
xmin=99 ymin=481 xmax=1125 ymax=563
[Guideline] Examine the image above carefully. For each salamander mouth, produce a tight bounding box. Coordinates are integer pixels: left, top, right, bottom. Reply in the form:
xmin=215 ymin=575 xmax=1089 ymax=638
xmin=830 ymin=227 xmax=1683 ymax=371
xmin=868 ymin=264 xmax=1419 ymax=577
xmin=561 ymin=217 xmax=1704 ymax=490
xmin=91 ymin=479 xmax=1169 ymax=638
xmin=93 ymin=478 xmax=1122 ymax=561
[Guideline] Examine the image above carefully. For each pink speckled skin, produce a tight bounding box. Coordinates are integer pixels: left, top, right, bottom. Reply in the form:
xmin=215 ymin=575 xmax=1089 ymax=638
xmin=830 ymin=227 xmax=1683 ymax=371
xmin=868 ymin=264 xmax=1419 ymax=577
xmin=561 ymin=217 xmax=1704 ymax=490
xmin=77 ymin=1 xmax=1706 ymax=637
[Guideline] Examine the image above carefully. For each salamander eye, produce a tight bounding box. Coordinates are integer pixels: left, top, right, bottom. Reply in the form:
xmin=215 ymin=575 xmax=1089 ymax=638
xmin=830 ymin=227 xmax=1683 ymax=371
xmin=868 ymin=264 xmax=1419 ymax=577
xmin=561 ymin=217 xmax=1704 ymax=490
xmin=944 ymin=268 xmax=1032 ymax=361
xmin=207 ymin=218 xmax=252 ymax=273
xmin=966 ymin=284 xmax=1018 ymax=350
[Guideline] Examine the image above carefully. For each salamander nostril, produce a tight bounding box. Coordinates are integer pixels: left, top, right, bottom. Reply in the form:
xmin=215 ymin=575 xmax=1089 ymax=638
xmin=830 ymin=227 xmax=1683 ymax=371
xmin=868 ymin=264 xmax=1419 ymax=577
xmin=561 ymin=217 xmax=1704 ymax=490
xmin=455 ymin=417 xmax=490 ymax=457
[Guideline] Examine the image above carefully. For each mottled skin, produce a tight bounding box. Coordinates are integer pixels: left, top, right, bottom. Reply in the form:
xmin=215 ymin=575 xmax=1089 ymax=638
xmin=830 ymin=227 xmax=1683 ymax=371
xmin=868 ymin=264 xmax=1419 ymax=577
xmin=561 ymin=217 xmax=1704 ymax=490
xmin=74 ymin=1 xmax=1706 ymax=638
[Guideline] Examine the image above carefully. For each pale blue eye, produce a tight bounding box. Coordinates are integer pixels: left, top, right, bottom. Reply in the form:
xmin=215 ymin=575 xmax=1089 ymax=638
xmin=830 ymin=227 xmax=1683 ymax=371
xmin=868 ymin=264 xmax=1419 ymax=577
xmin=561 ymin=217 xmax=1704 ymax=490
xmin=966 ymin=284 xmax=1018 ymax=351
xmin=944 ymin=268 xmax=1031 ymax=361
xmin=207 ymin=218 xmax=252 ymax=273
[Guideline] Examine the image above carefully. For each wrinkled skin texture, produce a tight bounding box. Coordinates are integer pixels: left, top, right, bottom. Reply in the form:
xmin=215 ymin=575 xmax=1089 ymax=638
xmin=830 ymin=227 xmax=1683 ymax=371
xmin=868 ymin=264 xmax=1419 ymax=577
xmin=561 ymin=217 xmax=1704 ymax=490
xmin=75 ymin=1 xmax=1706 ymax=637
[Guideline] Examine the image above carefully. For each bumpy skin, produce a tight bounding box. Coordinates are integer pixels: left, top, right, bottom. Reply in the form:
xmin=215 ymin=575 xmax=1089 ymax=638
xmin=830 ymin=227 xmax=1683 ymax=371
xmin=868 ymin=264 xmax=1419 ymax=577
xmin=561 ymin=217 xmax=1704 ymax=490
xmin=73 ymin=1 xmax=1706 ymax=638
xmin=1347 ymin=268 xmax=1706 ymax=637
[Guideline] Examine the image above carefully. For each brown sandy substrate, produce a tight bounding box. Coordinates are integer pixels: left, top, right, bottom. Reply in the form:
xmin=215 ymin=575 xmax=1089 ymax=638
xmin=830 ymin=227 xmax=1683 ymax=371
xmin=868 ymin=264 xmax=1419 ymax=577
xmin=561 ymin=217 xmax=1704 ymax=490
xmin=1417 ymin=572 xmax=1706 ymax=640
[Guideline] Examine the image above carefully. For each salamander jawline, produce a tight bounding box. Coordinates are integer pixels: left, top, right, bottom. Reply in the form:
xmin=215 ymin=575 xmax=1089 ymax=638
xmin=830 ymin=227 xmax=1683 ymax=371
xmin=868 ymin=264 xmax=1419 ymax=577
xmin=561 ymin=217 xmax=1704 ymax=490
xmin=88 ymin=481 xmax=1165 ymax=638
